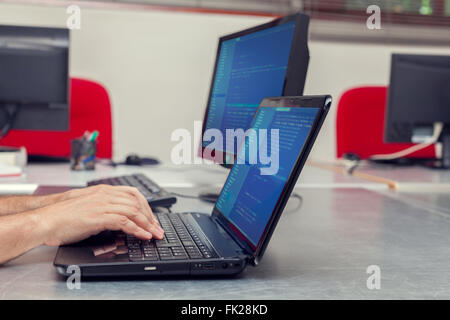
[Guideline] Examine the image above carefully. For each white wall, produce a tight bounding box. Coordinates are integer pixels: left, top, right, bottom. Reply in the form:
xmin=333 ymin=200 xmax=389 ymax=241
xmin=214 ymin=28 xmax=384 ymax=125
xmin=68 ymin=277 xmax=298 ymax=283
xmin=1 ymin=2 xmax=449 ymax=162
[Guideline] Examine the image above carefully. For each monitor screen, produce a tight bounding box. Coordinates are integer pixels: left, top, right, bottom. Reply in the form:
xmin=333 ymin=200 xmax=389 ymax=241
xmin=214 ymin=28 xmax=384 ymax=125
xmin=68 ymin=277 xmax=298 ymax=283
xmin=202 ymin=18 xmax=299 ymax=157
xmin=0 ymin=25 xmax=69 ymax=104
xmin=214 ymin=105 xmax=319 ymax=248
xmin=0 ymin=25 xmax=69 ymax=133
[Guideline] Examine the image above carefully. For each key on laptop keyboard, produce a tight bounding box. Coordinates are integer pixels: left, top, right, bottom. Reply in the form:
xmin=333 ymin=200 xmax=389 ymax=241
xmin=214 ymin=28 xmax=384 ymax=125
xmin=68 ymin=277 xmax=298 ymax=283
xmin=125 ymin=213 xmax=218 ymax=261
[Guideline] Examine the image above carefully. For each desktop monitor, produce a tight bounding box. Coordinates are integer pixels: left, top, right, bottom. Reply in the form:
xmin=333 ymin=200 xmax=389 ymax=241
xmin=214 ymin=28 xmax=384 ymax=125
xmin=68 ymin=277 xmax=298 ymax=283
xmin=385 ymin=53 xmax=450 ymax=167
xmin=0 ymin=25 xmax=70 ymax=137
xmin=200 ymin=13 xmax=310 ymax=165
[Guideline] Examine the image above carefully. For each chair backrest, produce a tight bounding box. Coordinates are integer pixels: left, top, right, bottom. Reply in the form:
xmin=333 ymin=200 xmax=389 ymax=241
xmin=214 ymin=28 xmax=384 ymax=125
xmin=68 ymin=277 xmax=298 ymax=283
xmin=336 ymin=86 xmax=435 ymax=159
xmin=0 ymin=78 xmax=113 ymax=159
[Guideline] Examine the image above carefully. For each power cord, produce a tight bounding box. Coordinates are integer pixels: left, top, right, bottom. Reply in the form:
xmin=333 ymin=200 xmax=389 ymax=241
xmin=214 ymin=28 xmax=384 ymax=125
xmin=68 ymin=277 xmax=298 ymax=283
xmin=285 ymin=192 xmax=303 ymax=213
xmin=369 ymin=122 xmax=443 ymax=161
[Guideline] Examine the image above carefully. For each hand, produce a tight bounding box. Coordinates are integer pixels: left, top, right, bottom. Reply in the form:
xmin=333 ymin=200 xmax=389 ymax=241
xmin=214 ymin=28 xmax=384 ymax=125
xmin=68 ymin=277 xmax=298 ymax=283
xmin=60 ymin=185 xmax=160 ymax=227
xmin=36 ymin=185 xmax=165 ymax=246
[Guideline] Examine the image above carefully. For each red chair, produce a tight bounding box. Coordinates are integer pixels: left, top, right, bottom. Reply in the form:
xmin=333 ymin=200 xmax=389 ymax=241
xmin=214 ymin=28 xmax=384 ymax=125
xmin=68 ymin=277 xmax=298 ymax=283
xmin=0 ymin=78 xmax=113 ymax=159
xmin=336 ymin=86 xmax=435 ymax=159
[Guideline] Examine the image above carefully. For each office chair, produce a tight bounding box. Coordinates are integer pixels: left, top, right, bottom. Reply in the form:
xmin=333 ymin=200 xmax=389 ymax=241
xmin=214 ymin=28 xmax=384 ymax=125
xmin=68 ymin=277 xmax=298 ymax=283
xmin=0 ymin=78 xmax=113 ymax=159
xmin=336 ymin=86 xmax=435 ymax=159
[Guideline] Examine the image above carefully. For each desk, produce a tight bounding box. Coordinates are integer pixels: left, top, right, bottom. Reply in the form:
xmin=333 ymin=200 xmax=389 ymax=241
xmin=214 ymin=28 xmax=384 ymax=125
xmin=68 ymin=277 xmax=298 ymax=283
xmin=381 ymin=190 xmax=450 ymax=218
xmin=2 ymin=162 xmax=388 ymax=192
xmin=354 ymin=163 xmax=450 ymax=192
xmin=1 ymin=164 xmax=450 ymax=299
xmin=310 ymin=160 xmax=450 ymax=192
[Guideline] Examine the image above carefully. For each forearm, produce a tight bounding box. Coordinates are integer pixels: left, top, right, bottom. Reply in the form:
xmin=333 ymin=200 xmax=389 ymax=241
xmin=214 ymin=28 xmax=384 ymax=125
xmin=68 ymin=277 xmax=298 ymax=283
xmin=0 ymin=193 xmax=64 ymax=216
xmin=0 ymin=210 xmax=48 ymax=264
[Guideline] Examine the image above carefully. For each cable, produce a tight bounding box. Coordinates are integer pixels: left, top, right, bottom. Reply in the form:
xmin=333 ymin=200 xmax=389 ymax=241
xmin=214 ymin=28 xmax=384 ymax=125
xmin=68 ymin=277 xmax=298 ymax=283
xmin=286 ymin=192 xmax=303 ymax=213
xmin=369 ymin=122 xmax=444 ymax=161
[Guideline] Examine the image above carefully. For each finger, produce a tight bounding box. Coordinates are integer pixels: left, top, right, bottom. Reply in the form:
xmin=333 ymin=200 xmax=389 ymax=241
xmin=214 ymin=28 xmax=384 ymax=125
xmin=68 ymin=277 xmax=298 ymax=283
xmin=112 ymin=186 xmax=160 ymax=227
xmin=103 ymin=203 xmax=164 ymax=239
xmin=102 ymin=214 xmax=153 ymax=240
xmin=102 ymin=188 xmax=161 ymax=230
xmin=102 ymin=203 xmax=156 ymax=235
xmin=126 ymin=187 xmax=159 ymax=225
xmin=90 ymin=185 xmax=160 ymax=229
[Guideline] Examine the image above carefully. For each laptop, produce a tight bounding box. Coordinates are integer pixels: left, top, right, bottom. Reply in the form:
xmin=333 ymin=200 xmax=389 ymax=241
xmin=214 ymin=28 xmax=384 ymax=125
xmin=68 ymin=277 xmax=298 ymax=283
xmin=54 ymin=95 xmax=331 ymax=277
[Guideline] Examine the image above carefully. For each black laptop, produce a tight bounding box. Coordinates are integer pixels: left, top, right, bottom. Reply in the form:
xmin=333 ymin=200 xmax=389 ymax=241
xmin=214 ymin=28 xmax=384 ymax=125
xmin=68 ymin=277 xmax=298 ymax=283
xmin=54 ymin=95 xmax=331 ymax=277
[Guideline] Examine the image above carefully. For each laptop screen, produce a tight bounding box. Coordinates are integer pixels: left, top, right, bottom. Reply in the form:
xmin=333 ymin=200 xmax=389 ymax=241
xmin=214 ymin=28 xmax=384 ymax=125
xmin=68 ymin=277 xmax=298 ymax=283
xmin=214 ymin=104 xmax=320 ymax=248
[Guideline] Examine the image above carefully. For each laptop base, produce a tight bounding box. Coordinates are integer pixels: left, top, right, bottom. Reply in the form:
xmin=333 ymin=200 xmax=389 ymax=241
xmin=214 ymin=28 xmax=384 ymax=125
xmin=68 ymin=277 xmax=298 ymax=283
xmin=54 ymin=212 xmax=249 ymax=277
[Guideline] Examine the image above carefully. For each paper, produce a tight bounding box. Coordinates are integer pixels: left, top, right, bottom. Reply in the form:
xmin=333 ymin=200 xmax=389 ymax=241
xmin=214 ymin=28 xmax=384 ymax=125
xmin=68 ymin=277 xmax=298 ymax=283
xmin=0 ymin=184 xmax=38 ymax=195
xmin=0 ymin=164 xmax=22 ymax=177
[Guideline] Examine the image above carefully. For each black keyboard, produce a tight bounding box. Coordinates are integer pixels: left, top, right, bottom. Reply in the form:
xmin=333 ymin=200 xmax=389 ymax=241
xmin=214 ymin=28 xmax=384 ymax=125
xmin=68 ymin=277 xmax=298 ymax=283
xmin=125 ymin=213 xmax=218 ymax=261
xmin=87 ymin=174 xmax=177 ymax=208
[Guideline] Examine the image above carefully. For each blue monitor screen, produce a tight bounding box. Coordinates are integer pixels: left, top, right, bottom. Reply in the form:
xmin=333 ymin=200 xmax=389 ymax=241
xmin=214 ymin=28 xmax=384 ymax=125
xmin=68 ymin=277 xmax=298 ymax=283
xmin=215 ymin=106 xmax=319 ymax=247
xmin=203 ymin=20 xmax=296 ymax=154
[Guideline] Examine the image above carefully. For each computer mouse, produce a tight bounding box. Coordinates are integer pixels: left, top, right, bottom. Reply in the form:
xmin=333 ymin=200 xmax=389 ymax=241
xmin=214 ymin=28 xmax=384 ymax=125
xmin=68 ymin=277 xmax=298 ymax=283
xmin=125 ymin=154 xmax=142 ymax=166
xmin=125 ymin=154 xmax=160 ymax=166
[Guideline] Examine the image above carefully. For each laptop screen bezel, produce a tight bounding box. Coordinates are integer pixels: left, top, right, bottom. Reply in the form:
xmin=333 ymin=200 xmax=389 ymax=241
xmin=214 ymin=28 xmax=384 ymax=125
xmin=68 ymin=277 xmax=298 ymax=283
xmin=211 ymin=95 xmax=331 ymax=262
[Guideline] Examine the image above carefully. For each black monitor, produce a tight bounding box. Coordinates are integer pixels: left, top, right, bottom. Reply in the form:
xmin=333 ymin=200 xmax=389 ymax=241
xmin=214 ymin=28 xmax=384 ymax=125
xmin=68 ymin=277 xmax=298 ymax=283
xmin=0 ymin=25 xmax=70 ymax=138
xmin=385 ymin=53 xmax=450 ymax=167
xmin=200 ymin=13 xmax=310 ymax=165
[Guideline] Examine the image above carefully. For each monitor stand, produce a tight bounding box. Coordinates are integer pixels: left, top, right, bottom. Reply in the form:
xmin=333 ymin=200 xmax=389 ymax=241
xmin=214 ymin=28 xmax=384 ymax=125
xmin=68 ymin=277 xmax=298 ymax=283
xmin=423 ymin=127 xmax=450 ymax=169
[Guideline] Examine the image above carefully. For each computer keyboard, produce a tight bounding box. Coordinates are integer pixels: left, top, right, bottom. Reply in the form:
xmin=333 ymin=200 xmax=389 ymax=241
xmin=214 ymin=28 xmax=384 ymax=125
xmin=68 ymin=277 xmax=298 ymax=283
xmin=125 ymin=212 xmax=218 ymax=261
xmin=87 ymin=173 xmax=176 ymax=208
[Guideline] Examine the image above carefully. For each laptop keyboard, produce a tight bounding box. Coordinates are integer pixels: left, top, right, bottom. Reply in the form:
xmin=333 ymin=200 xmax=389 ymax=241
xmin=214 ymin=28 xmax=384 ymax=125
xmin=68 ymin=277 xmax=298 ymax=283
xmin=126 ymin=213 xmax=218 ymax=261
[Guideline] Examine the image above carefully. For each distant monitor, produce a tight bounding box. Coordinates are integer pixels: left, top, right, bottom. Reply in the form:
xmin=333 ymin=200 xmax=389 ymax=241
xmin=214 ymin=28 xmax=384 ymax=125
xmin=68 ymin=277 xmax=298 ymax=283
xmin=385 ymin=53 xmax=450 ymax=167
xmin=200 ymin=13 xmax=310 ymax=164
xmin=0 ymin=25 xmax=70 ymax=136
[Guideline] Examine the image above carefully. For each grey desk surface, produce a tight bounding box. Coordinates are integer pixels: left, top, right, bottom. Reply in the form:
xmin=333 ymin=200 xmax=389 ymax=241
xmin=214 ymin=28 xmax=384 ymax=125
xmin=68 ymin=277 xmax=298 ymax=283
xmin=354 ymin=163 xmax=450 ymax=191
xmin=2 ymin=163 xmax=387 ymax=191
xmin=356 ymin=163 xmax=450 ymax=184
xmin=2 ymin=187 xmax=450 ymax=299
xmin=382 ymin=191 xmax=450 ymax=217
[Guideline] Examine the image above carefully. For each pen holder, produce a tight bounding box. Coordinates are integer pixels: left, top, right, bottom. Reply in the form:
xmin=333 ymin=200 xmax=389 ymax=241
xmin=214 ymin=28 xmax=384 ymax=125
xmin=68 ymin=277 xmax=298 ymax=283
xmin=71 ymin=138 xmax=97 ymax=171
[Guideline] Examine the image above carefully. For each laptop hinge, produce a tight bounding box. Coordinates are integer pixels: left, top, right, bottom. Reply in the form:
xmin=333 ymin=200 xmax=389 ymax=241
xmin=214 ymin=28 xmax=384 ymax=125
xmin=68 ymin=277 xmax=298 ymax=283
xmin=212 ymin=215 xmax=255 ymax=264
